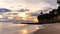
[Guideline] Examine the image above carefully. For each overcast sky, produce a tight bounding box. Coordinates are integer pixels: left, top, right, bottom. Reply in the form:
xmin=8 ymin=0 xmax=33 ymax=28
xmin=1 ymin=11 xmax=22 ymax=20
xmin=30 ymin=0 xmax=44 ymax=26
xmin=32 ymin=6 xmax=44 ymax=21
xmin=0 ymin=0 xmax=58 ymax=12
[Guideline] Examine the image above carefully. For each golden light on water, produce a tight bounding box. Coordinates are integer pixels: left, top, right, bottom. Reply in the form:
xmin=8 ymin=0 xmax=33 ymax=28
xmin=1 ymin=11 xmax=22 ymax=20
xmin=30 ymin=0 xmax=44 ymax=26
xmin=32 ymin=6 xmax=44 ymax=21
xmin=25 ymin=13 xmax=38 ymax=23
xmin=33 ymin=17 xmax=38 ymax=23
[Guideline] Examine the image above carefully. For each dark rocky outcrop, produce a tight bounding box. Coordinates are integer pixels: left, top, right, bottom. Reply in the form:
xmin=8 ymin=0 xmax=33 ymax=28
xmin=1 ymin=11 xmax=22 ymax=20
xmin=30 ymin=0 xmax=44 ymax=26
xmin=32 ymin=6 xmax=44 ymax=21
xmin=37 ymin=6 xmax=60 ymax=23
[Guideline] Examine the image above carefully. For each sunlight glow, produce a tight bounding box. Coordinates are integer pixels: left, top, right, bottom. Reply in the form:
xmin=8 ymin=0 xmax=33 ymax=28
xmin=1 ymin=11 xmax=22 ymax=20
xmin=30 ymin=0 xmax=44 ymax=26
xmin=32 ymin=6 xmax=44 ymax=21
xmin=18 ymin=12 xmax=26 ymax=18
xmin=0 ymin=15 xmax=3 ymax=18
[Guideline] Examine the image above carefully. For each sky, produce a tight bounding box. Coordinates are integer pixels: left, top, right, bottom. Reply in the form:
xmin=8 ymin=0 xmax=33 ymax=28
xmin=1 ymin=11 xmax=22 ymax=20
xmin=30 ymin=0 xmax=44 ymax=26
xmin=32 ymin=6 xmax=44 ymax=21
xmin=0 ymin=0 xmax=58 ymax=11
xmin=0 ymin=0 xmax=59 ymax=22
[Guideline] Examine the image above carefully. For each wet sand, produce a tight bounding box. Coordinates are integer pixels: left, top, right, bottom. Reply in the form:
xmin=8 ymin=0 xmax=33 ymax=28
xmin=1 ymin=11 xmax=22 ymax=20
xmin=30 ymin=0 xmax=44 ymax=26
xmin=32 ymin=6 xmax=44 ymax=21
xmin=32 ymin=23 xmax=60 ymax=34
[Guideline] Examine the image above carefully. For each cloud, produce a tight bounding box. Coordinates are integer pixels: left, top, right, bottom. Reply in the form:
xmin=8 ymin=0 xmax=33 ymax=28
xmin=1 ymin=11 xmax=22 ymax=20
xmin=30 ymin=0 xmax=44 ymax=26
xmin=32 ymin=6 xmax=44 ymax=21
xmin=0 ymin=0 xmax=58 ymax=13
xmin=42 ymin=0 xmax=57 ymax=6
xmin=0 ymin=0 xmax=57 ymax=9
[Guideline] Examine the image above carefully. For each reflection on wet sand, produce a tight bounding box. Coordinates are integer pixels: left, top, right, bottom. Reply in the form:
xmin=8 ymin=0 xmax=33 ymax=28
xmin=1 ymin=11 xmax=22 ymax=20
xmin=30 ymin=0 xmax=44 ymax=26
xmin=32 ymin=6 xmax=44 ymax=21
xmin=18 ymin=29 xmax=28 ymax=34
xmin=0 ymin=22 xmax=44 ymax=34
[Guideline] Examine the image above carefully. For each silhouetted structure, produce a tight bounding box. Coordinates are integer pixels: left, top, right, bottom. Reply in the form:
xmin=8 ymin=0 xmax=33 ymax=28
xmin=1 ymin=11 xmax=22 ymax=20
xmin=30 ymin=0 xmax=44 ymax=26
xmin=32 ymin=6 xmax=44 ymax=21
xmin=40 ymin=12 xmax=43 ymax=14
